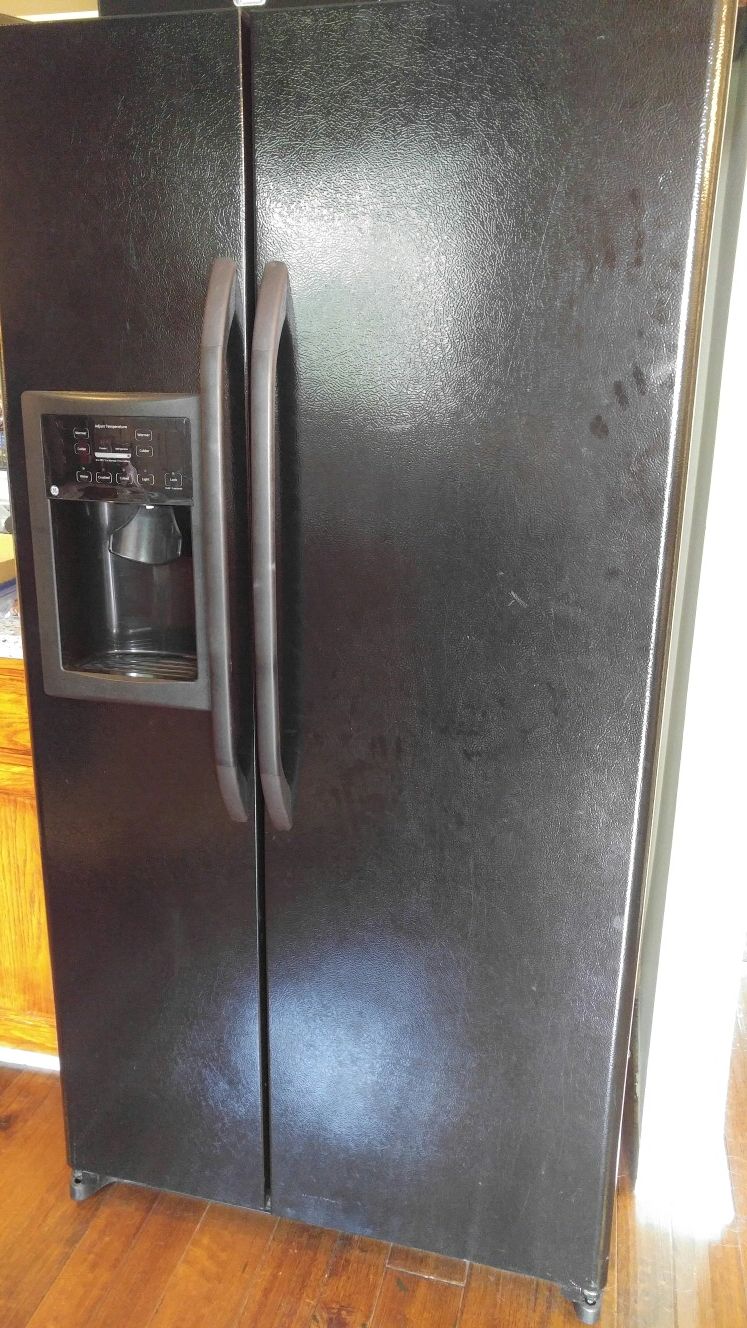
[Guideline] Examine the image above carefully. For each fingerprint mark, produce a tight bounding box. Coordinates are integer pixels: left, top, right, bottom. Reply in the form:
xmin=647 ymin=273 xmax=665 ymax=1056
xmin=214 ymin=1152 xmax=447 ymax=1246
xmin=590 ymin=415 xmax=609 ymax=439
xmin=632 ymin=364 xmax=647 ymax=396
xmin=613 ymin=381 xmax=629 ymax=410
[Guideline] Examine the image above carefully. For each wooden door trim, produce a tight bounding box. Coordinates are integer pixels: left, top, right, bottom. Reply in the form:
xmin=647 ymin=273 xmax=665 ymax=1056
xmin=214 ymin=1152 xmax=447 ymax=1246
xmin=0 ymin=656 xmax=58 ymax=1055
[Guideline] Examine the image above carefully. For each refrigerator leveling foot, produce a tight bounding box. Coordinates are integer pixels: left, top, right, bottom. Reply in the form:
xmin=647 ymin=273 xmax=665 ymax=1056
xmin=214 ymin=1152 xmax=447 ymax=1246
xmin=69 ymin=1169 xmax=113 ymax=1202
xmin=567 ymin=1291 xmax=602 ymax=1324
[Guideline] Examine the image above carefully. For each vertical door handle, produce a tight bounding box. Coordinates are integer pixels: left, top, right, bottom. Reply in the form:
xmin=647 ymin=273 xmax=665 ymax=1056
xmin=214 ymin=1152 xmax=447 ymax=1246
xmin=251 ymin=261 xmax=293 ymax=831
xmin=200 ymin=257 xmax=250 ymax=823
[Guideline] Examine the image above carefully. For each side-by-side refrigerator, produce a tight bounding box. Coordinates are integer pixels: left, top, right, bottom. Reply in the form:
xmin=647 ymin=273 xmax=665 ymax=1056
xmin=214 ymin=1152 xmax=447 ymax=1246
xmin=0 ymin=1 xmax=735 ymax=1321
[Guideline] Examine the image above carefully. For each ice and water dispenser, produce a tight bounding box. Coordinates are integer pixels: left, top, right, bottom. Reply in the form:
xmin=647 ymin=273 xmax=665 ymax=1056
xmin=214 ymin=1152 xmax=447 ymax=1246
xmin=21 ymin=392 xmax=209 ymax=711
xmin=18 ymin=258 xmax=290 ymax=828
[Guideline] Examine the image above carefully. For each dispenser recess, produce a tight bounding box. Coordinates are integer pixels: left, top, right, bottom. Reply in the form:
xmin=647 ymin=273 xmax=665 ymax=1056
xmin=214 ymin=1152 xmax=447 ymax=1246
xmin=22 ymin=391 xmax=209 ymax=709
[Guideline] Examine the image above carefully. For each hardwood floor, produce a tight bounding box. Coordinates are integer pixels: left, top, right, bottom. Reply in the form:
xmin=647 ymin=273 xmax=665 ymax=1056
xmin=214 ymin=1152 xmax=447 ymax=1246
xmin=1 ymin=983 xmax=746 ymax=1328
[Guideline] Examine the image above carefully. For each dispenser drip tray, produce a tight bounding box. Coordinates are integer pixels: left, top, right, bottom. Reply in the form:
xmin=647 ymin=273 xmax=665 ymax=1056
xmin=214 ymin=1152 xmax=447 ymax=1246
xmin=75 ymin=648 xmax=197 ymax=682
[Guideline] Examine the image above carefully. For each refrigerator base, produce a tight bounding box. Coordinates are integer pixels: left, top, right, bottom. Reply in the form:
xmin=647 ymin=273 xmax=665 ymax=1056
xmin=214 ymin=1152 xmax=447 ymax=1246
xmin=69 ymin=1169 xmax=114 ymax=1203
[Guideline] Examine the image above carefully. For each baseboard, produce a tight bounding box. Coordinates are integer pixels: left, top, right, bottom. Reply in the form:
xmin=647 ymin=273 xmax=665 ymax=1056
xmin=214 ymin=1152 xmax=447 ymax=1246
xmin=0 ymin=1043 xmax=59 ymax=1071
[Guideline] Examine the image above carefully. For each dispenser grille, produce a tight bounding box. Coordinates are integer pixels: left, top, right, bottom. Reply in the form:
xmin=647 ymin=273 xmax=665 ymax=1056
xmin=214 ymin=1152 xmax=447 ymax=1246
xmin=76 ymin=649 xmax=197 ymax=682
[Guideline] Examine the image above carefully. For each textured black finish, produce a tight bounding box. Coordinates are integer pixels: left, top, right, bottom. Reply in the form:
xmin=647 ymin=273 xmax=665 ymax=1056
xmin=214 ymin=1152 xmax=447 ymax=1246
xmin=253 ymin=0 xmax=729 ymax=1296
xmin=0 ymin=13 xmax=264 ymax=1208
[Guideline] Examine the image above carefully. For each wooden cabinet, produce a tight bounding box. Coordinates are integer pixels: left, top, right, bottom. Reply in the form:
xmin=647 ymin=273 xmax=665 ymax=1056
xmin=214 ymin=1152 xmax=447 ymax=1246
xmin=0 ymin=659 xmax=56 ymax=1054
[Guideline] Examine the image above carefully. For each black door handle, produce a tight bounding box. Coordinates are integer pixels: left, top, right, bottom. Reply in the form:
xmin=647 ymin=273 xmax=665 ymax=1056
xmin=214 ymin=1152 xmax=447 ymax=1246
xmin=200 ymin=257 xmax=250 ymax=823
xmin=251 ymin=261 xmax=293 ymax=832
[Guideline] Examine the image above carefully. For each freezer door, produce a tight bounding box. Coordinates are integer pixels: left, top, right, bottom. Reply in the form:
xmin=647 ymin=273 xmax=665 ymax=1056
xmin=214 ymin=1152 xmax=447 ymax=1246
xmin=251 ymin=0 xmax=732 ymax=1296
xmin=0 ymin=13 xmax=265 ymax=1207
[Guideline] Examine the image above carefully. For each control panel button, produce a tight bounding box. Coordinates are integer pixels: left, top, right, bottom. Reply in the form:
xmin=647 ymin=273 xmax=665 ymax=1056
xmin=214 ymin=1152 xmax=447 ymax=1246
xmin=76 ymin=468 xmax=92 ymax=484
xmin=164 ymin=471 xmax=183 ymax=491
xmin=134 ymin=428 xmax=153 ymax=441
xmin=116 ymin=471 xmax=132 ymax=486
xmin=73 ymin=427 xmax=89 ymax=440
xmin=95 ymin=471 xmax=113 ymax=485
xmin=138 ymin=471 xmax=155 ymax=486
xmin=135 ymin=444 xmax=153 ymax=458
xmin=74 ymin=441 xmax=90 ymax=458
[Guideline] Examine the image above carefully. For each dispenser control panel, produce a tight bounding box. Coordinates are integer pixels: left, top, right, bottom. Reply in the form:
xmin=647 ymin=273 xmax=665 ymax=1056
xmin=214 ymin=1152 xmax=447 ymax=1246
xmin=41 ymin=414 xmax=193 ymax=506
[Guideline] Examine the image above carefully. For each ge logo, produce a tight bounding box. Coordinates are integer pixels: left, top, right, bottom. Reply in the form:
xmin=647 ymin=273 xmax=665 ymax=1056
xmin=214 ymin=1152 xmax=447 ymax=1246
xmin=50 ymin=485 xmax=59 ymax=496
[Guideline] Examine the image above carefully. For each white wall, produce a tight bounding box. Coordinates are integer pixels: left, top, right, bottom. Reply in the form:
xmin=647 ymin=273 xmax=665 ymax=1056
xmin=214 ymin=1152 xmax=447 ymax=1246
xmin=636 ymin=54 xmax=747 ymax=1235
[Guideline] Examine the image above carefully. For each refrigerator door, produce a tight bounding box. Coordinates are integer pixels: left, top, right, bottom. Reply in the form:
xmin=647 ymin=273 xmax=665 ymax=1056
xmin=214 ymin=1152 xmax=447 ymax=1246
xmin=253 ymin=0 xmax=733 ymax=1298
xmin=0 ymin=13 xmax=265 ymax=1207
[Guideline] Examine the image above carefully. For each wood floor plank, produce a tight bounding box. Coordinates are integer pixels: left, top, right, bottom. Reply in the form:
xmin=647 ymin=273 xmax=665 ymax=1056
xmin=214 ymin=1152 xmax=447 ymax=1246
xmin=0 ymin=1089 xmax=101 ymax=1327
xmin=87 ymin=1191 xmax=206 ymax=1328
xmin=737 ymin=1225 xmax=747 ymax=1323
xmin=615 ymin=1184 xmax=675 ymax=1328
xmin=707 ymin=1227 xmax=747 ymax=1328
xmin=0 ymin=1065 xmax=21 ymax=1097
xmin=2 ymin=1082 xmax=60 ymax=1161
xmin=145 ymin=1203 xmax=277 ymax=1328
xmin=24 ymin=1184 xmax=156 ymax=1328
xmin=0 ymin=1074 xmax=81 ymax=1257
xmin=614 ymin=1184 xmax=633 ymax=1327
xmin=0 ymin=1181 xmax=101 ymax=1325
xmin=235 ymin=1219 xmax=338 ymax=1328
xmin=388 ymin=1245 xmax=468 ymax=1285
xmin=727 ymin=1037 xmax=747 ymax=1160
xmin=671 ymin=1234 xmax=712 ymax=1328
xmin=457 ymin=1262 xmax=575 ymax=1327
xmin=371 ymin=1267 xmax=463 ymax=1328
xmin=309 ymin=1232 xmax=390 ymax=1328
xmin=0 ymin=1068 xmax=56 ymax=1150
xmin=730 ymin=1153 xmax=747 ymax=1225
xmin=0 ymin=1073 xmax=54 ymax=1158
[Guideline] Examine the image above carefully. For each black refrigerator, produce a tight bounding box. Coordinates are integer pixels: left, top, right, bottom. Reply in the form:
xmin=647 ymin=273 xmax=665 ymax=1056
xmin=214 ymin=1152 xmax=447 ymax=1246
xmin=0 ymin=1 xmax=734 ymax=1321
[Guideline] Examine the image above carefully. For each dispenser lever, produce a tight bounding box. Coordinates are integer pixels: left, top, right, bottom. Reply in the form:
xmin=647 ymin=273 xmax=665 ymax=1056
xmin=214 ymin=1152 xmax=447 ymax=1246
xmin=109 ymin=506 xmax=183 ymax=565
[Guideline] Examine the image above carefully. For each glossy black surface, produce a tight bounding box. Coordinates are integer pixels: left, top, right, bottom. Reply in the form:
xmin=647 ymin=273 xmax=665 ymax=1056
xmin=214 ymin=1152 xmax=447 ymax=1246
xmin=42 ymin=414 xmax=193 ymax=506
xmin=253 ymin=0 xmax=727 ymax=1297
xmin=0 ymin=13 xmax=264 ymax=1207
